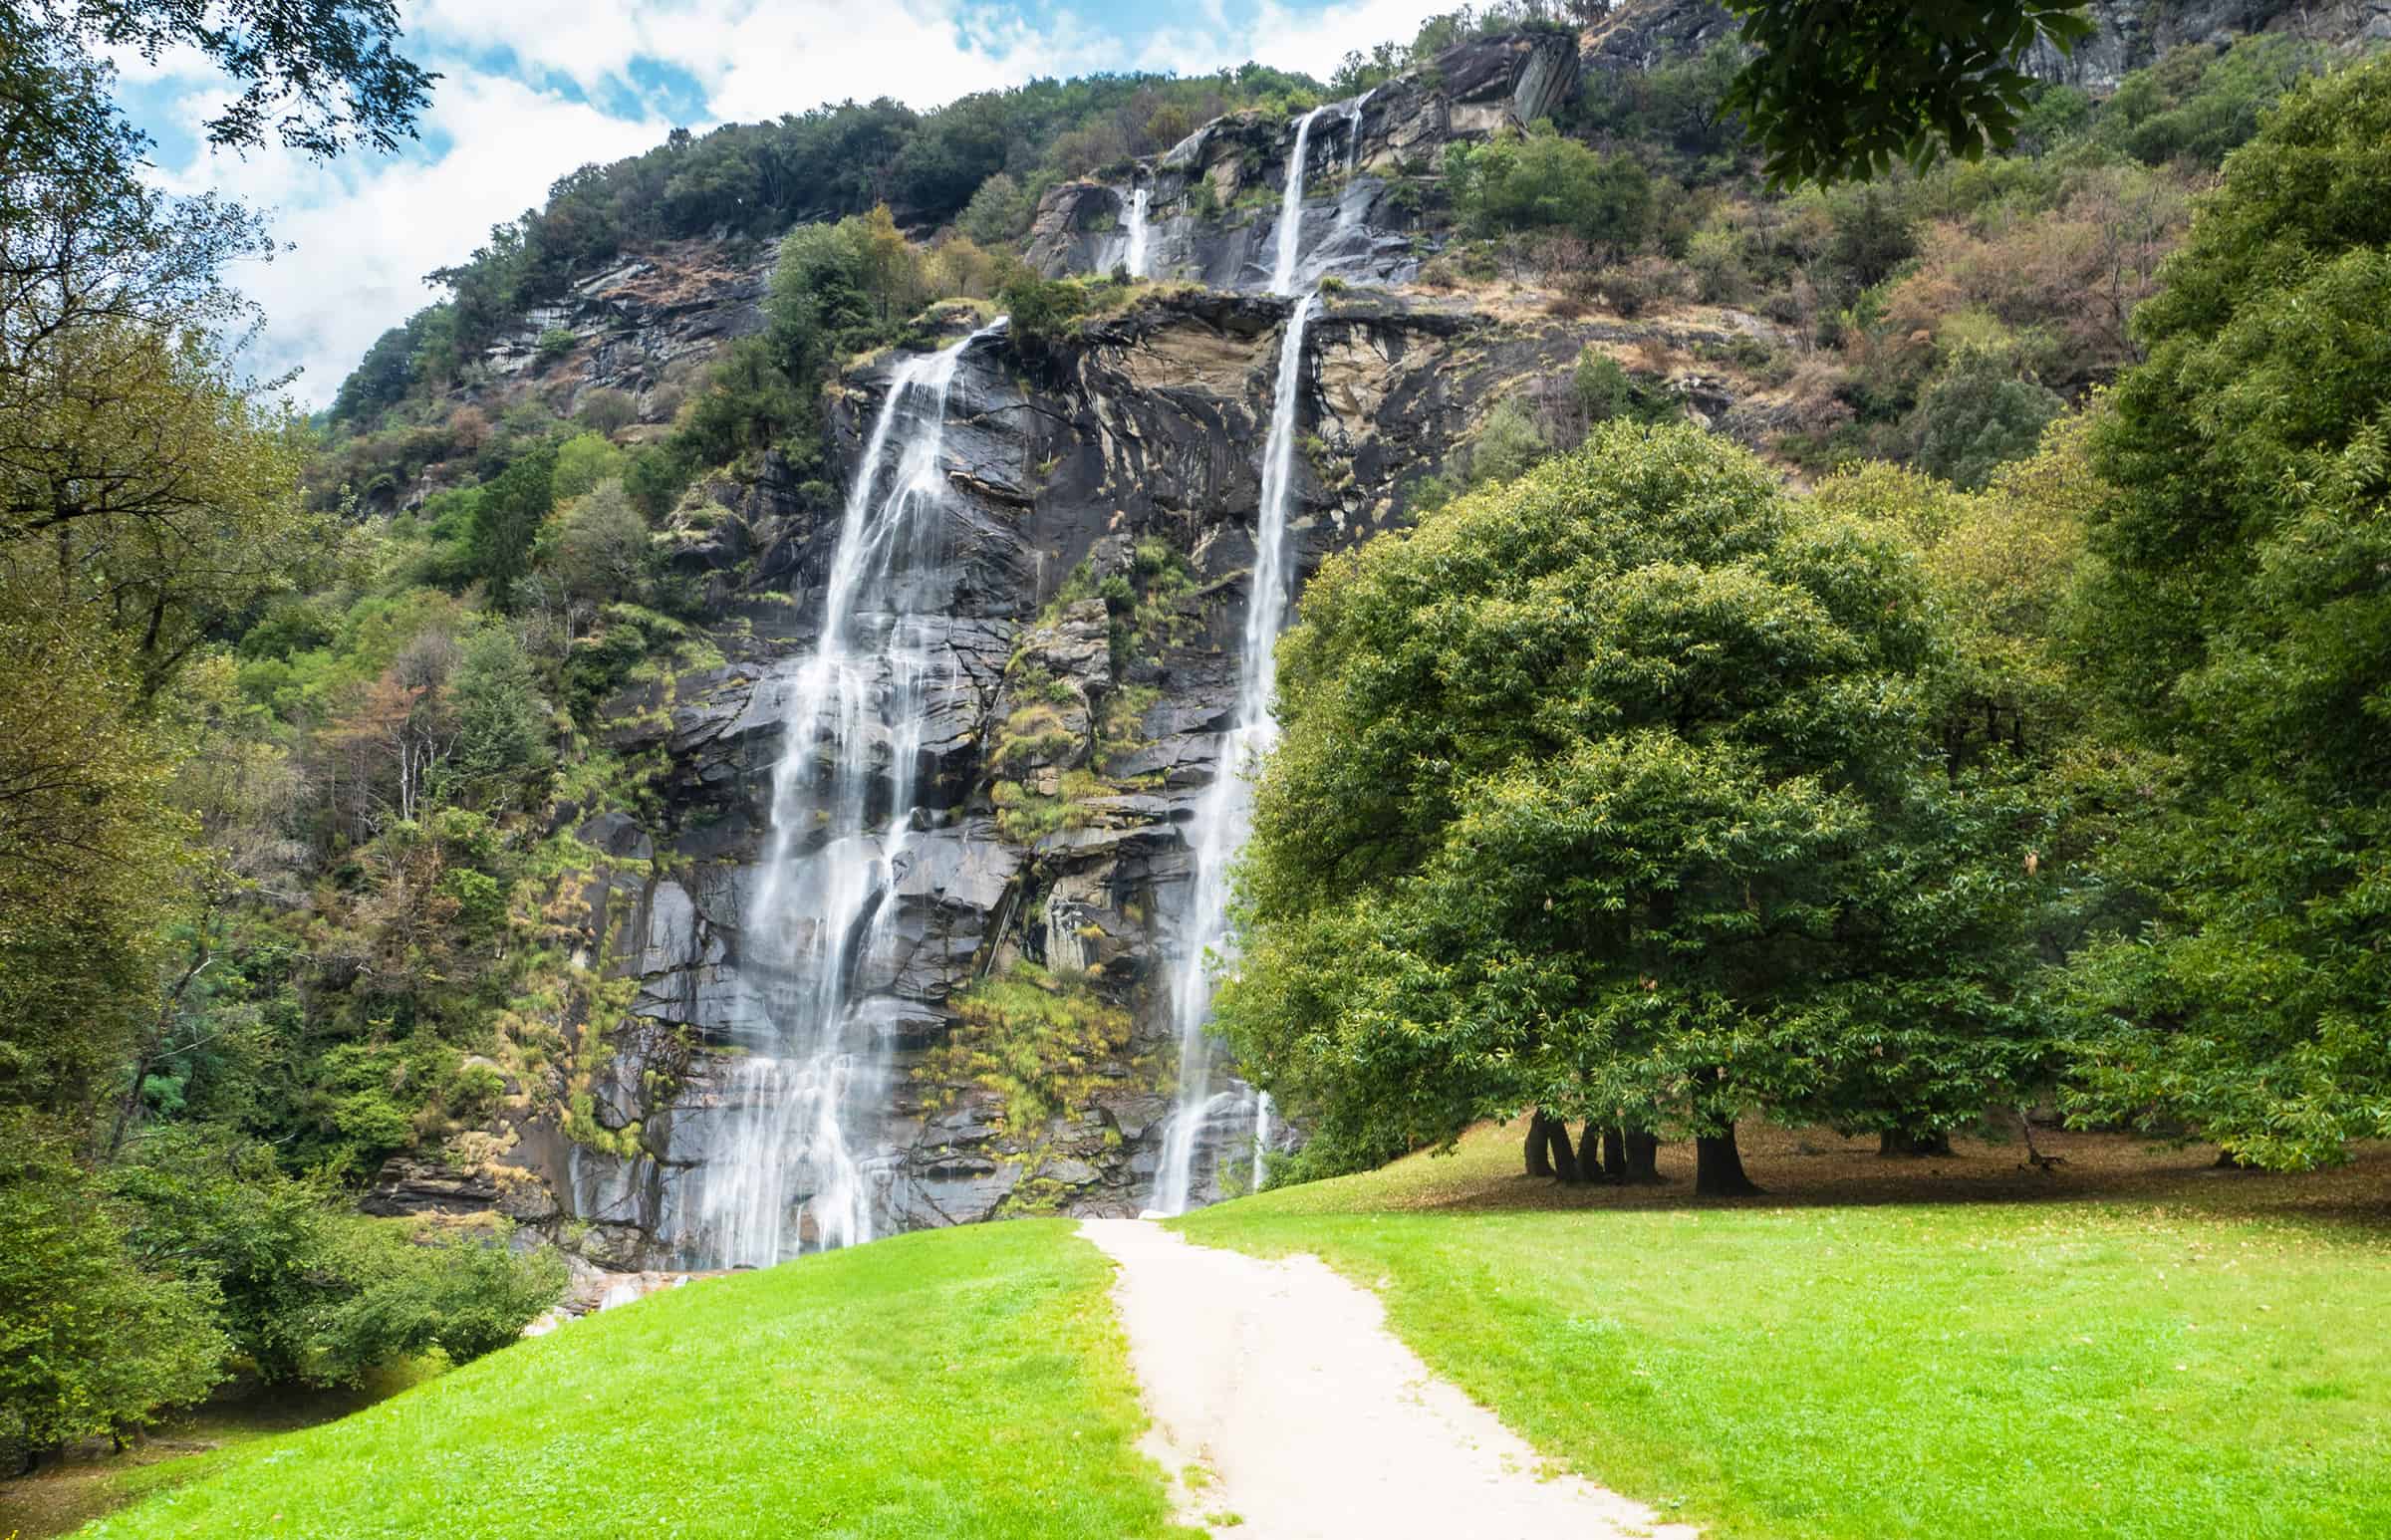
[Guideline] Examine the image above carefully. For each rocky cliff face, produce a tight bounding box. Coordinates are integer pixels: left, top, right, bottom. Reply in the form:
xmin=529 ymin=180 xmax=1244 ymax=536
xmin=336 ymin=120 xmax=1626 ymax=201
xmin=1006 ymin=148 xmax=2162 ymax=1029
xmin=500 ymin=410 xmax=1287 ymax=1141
xmin=355 ymin=20 xmax=1875 ymax=1266
xmin=2025 ymin=0 xmax=2391 ymax=87
xmin=1025 ymin=30 xmax=1580 ymax=289
xmin=428 ymin=281 xmax=1797 ymax=1267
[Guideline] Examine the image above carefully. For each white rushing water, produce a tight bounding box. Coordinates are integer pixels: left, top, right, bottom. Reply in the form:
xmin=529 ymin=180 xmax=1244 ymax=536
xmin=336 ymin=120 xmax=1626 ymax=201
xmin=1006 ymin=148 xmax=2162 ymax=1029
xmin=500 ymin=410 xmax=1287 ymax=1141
xmin=676 ymin=322 xmax=1002 ymax=1267
xmin=1346 ymin=89 xmax=1372 ymax=171
xmin=1270 ymin=106 xmax=1329 ymax=297
xmin=1251 ymin=1090 xmax=1274 ymax=1193
xmin=1123 ymin=182 xmax=1152 ymax=278
xmin=1150 ymin=290 xmax=1315 ymax=1216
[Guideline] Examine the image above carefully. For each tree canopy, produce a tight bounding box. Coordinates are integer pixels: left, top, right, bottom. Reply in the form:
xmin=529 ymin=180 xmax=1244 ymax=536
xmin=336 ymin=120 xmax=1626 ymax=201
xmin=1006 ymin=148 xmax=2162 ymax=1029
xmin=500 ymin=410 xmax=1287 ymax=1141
xmin=1219 ymin=423 xmax=2050 ymax=1189
xmin=2058 ymin=56 xmax=2391 ymax=1168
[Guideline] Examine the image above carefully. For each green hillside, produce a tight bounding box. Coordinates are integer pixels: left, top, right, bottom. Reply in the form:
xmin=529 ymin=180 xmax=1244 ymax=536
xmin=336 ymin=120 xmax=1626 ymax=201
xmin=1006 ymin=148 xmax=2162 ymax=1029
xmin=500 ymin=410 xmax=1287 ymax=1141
xmin=1180 ymin=1124 xmax=2391 ymax=1540
xmin=77 ymin=1222 xmax=1190 ymax=1540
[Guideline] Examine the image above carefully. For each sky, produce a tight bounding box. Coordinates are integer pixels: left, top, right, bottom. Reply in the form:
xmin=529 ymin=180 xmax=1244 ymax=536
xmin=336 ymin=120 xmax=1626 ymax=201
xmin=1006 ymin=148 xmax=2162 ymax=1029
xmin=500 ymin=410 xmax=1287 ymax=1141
xmin=114 ymin=0 xmax=1461 ymax=407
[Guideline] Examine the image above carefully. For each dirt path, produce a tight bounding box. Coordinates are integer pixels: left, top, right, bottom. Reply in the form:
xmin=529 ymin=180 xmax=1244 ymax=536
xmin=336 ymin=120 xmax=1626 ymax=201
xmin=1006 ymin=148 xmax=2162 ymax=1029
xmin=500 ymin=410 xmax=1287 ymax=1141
xmin=1080 ymin=1218 xmax=1699 ymax=1540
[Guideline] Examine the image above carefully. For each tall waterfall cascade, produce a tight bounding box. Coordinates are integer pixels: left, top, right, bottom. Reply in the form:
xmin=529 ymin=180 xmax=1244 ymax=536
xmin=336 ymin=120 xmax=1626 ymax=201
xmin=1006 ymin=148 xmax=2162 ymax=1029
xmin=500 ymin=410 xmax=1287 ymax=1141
xmin=673 ymin=323 xmax=1002 ymax=1267
xmin=1123 ymin=183 xmax=1151 ymax=278
xmin=1269 ymin=106 xmax=1329 ymax=297
xmin=1151 ymin=288 xmax=1318 ymax=1214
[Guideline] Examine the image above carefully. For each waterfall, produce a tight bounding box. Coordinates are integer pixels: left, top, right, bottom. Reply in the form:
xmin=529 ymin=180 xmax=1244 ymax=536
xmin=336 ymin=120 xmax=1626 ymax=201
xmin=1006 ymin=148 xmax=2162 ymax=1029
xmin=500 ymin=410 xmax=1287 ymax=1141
xmin=1346 ymin=89 xmax=1372 ymax=171
xmin=1124 ymin=183 xmax=1151 ymax=278
xmin=1251 ymin=1090 xmax=1273 ymax=1193
xmin=1270 ymin=107 xmax=1329 ymax=297
xmin=1150 ymin=292 xmax=1315 ymax=1216
xmin=675 ymin=322 xmax=1003 ymax=1267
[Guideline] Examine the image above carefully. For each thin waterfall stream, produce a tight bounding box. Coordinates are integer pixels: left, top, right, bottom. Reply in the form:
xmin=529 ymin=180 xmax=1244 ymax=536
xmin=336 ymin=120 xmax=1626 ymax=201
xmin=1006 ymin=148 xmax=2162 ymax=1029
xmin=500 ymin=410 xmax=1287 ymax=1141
xmin=675 ymin=322 xmax=1002 ymax=1266
xmin=1149 ymin=99 xmax=1347 ymax=1215
xmin=1123 ymin=182 xmax=1151 ymax=278
xmin=1149 ymin=292 xmax=1313 ymax=1214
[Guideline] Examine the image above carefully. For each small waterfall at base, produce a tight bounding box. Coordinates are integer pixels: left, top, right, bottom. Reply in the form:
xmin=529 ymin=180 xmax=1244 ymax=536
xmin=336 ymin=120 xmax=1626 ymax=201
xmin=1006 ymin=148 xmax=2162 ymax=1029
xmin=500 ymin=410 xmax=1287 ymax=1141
xmin=675 ymin=321 xmax=1004 ymax=1268
xmin=1251 ymin=1090 xmax=1274 ymax=1193
xmin=1270 ymin=107 xmax=1329 ymax=297
xmin=1123 ymin=183 xmax=1151 ymax=278
xmin=1149 ymin=292 xmax=1315 ymax=1216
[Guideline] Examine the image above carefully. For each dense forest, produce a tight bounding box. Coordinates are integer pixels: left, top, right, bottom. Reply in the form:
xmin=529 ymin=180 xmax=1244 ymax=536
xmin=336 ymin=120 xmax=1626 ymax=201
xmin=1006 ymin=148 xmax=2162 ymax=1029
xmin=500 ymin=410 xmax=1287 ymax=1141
xmin=4 ymin=0 xmax=2389 ymax=1478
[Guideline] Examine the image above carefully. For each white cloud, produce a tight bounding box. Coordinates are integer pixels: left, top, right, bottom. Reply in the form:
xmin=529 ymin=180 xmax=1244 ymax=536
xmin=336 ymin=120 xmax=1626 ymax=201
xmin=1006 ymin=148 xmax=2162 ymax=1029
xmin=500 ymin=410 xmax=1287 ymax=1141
xmin=163 ymin=72 xmax=668 ymax=404
xmin=134 ymin=0 xmax=1475 ymax=403
xmin=1138 ymin=0 xmax=1461 ymax=80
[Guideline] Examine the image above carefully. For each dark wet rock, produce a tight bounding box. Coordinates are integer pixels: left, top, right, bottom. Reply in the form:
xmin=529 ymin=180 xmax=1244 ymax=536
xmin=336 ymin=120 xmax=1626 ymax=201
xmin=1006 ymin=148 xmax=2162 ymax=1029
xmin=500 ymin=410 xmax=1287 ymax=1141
xmin=521 ymin=280 xmax=1793 ymax=1267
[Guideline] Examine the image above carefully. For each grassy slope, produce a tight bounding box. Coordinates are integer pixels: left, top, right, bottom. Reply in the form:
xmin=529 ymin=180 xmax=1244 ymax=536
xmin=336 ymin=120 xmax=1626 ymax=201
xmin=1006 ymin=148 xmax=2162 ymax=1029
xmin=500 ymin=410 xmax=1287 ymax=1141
xmin=1178 ymin=1125 xmax=2391 ymax=1540
xmin=82 ymin=1220 xmax=1192 ymax=1540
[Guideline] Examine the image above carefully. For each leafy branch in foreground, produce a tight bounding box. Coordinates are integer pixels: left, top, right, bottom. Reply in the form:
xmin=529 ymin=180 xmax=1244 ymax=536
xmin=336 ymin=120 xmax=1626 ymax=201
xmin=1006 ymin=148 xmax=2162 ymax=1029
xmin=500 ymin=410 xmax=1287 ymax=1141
xmin=1725 ymin=0 xmax=2096 ymax=185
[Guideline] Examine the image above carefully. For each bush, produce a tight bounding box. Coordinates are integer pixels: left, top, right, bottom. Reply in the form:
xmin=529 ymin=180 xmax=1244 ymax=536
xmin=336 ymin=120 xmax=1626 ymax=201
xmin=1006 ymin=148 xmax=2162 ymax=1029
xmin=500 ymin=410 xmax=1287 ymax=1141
xmin=105 ymin=1129 xmax=564 ymax=1389
xmin=2 ymin=1119 xmax=226 ymax=1460
xmin=1445 ymin=130 xmax=1655 ymax=259
xmin=1906 ymin=346 xmax=2063 ymax=490
xmin=535 ymin=328 xmax=577 ymax=367
xmin=550 ymin=431 xmax=628 ymax=503
xmin=1574 ymin=350 xmax=1633 ymax=422
xmin=1462 ymin=398 xmax=1553 ymax=489
xmin=575 ymin=387 xmax=639 ymax=436
xmin=997 ymin=266 xmax=1091 ymax=356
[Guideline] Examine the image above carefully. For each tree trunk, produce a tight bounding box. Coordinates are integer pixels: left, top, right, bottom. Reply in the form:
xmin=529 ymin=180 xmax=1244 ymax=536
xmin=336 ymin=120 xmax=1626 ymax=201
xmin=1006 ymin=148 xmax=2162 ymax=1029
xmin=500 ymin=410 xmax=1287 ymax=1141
xmin=1546 ymin=1115 xmax=1583 ymax=1184
xmin=1619 ymin=1130 xmax=1663 ymax=1184
xmin=1878 ymin=1129 xmax=1953 ymax=1158
xmin=1599 ymin=1126 xmax=1629 ymax=1183
xmin=1524 ymin=1112 xmax=1554 ymax=1178
xmin=1695 ymin=1127 xmax=1762 ymax=1196
xmin=1574 ymin=1123 xmax=1607 ymax=1181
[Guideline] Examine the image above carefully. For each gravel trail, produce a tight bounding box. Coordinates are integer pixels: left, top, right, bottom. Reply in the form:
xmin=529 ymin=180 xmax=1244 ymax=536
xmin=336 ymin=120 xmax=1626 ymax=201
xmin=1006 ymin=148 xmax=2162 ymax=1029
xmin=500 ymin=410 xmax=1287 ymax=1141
xmin=1080 ymin=1218 xmax=1700 ymax=1540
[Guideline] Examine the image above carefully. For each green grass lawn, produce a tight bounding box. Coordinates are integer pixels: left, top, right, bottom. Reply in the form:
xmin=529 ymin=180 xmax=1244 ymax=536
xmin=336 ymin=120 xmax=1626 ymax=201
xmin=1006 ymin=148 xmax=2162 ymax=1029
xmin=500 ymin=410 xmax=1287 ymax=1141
xmin=1178 ymin=1124 xmax=2391 ymax=1540
xmin=77 ymin=1219 xmax=1194 ymax=1540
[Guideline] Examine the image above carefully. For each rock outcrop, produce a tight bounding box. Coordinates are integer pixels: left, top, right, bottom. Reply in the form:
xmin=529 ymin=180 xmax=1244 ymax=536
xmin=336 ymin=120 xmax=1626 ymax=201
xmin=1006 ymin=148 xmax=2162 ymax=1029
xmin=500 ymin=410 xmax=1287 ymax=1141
xmin=2025 ymin=0 xmax=2391 ymax=88
xmin=418 ymin=277 xmax=1792 ymax=1267
xmin=1025 ymin=30 xmax=1580 ymax=289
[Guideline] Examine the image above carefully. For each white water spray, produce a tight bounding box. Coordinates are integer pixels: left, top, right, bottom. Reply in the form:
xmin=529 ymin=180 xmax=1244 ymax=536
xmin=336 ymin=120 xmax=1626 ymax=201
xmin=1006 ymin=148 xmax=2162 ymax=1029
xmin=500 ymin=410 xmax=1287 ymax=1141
xmin=1346 ymin=89 xmax=1372 ymax=172
xmin=1271 ymin=107 xmax=1329 ymax=297
xmin=676 ymin=322 xmax=1003 ymax=1267
xmin=1150 ymin=292 xmax=1314 ymax=1216
xmin=1124 ymin=183 xmax=1151 ymax=278
xmin=1251 ymin=1089 xmax=1273 ymax=1193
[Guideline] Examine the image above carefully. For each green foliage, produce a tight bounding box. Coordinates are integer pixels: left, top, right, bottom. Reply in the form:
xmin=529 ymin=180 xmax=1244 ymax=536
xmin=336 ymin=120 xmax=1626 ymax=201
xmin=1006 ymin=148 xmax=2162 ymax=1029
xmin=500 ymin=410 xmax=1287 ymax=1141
xmin=1569 ymin=39 xmax=1747 ymax=177
xmin=103 ymin=1128 xmax=560 ymax=1388
xmin=998 ymin=267 xmax=1094 ymax=356
xmin=2065 ymin=57 xmax=2391 ymax=1166
xmin=549 ymin=432 xmax=627 ymax=503
xmin=465 ymin=445 xmax=558 ymax=610
xmin=1724 ymin=0 xmax=2097 ymax=185
xmin=2092 ymin=34 xmax=2329 ymax=170
xmin=1220 ymin=423 xmax=2047 ymax=1172
xmin=923 ymin=962 xmax=1132 ymax=1154
xmin=299 ymin=1222 xmax=565 ymax=1385
xmin=0 ymin=1117 xmax=226 ymax=1460
xmin=1460 ymin=397 xmax=1551 ymax=488
xmin=1444 ymin=130 xmax=1655 ymax=257
xmin=447 ymin=629 xmax=553 ymax=799
xmin=534 ymin=328 xmax=577 ymax=367
xmin=958 ymin=171 xmax=1038 ymax=247
xmin=1573 ymin=350 xmax=1633 ymax=423
xmin=1906 ymin=345 xmax=2063 ymax=490
xmin=668 ymin=334 xmax=804 ymax=470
